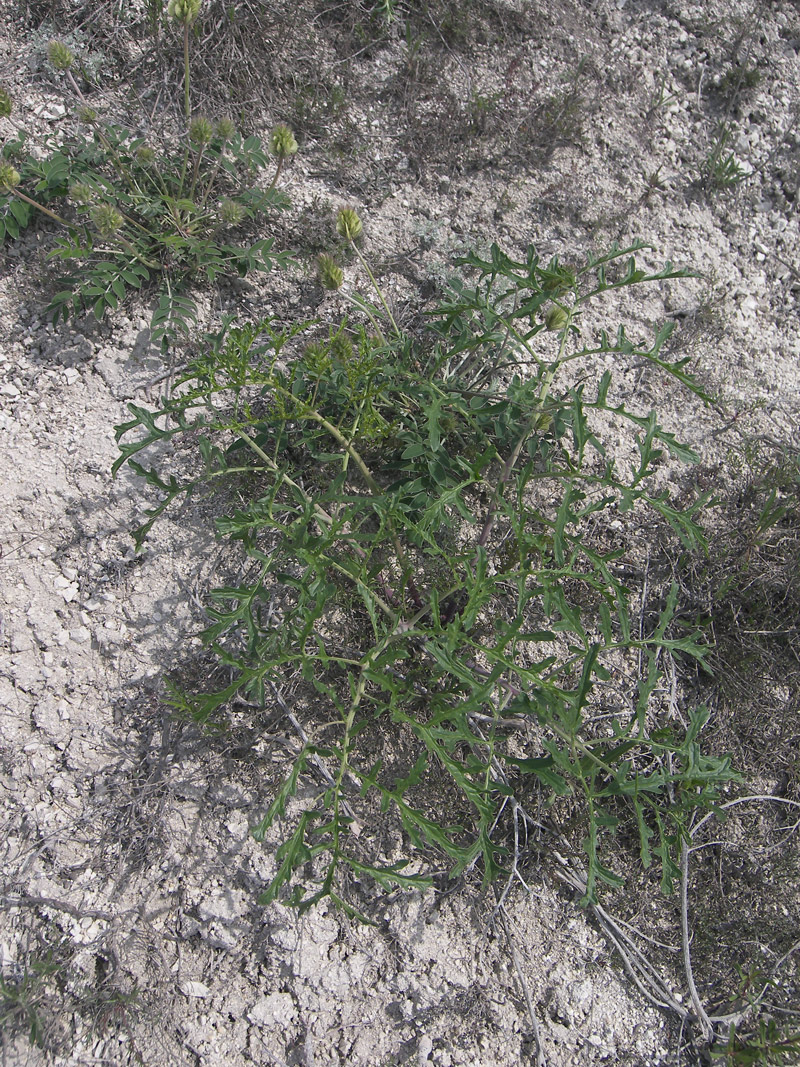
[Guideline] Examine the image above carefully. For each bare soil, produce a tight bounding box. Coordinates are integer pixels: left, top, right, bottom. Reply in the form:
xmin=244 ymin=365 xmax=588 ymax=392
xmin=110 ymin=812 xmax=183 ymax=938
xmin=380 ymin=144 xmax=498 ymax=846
xmin=1 ymin=1 xmax=799 ymax=1065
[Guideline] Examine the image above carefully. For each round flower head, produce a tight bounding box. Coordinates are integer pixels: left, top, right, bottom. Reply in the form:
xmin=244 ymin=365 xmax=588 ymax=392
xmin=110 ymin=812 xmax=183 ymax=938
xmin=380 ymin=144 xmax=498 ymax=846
xmin=270 ymin=125 xmax=298 ymax=160
xmin=330 ymin=333 xmax=353 ymax=363
xmin=91 ymin=203 xmax=123 ymax=237
xmin=135 ymin=144 xmax=156 ymax=166
xmin=0 ymin=88 xmax=13 ymax=119
xmin=167 ymin=0 xmax=201 ymax=24
xmin=0 ymin=163 xmax=20 ymax=192
xmin=189 ymin=116 xmax=214 ymax=146
xmin=77 ymin=105 xmax=98 ymax=124
xmin=545 ymin=305 xmax=569 ymax=332
xmin=318 ymin=253 xmax=343 ymax=291
xmin=215 ymin=118 xmax=236 ymax=142
xmin=218 ymin=198 xmax=245 ymax=226
xmin=69 ymin=182 xmax=95 ymax=205
xmin=336 ymin=207 xmax=362 ymax=242
xmin=48 ymin=40 xmax=75 ymax=71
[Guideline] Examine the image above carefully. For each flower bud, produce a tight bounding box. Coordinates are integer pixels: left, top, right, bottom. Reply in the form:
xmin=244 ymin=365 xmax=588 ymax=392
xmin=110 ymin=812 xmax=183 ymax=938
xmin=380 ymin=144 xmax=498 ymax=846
xmin=318 ymin=253 xmax=343 ymax=290
xmin=270 ymin=125 xmax=298 ymax=160
xmin=336 ymin=207 xmax=362 ymax=241
xmin=0 ymin=88 xmax=12 ymax=119
xmin=135 ymin=144 xmax=156 ymax=165
xmin=215 ymin=117 xmax=235 ymax=142
xmin=218 ymin=198 xmax=245 ymax=226
xmin=48 ymin=40 xmax=75 ymax=71
xmin=69 ymin=182 xmax=95 ymax=205
xmin=91 ymin=203 xmax=123 ymax=236
xmin=189 ymin=116 xmax=213 ymax=146
xmin=167 ymin=0 xmax=201 ymax=24
xmin=545 ymin=305 xmax=569 ymax=332
xmin=330 ymin=333 xmax=353 ymax=363
xmin=0 ymin=163 xmax=20 ymax=192
xmin=77 ymin=105 xmax=97 ymax=123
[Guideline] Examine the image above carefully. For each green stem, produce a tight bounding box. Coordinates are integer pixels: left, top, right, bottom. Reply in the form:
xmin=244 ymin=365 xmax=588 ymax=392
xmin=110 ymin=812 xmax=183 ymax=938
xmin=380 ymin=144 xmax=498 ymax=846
xmin=248 ymin=158 xmax=283 ymax=216
xmin=117 ymin=233 xmax=159 ymax=270
xmin=297 ymin=404 xmax=422 ymax=608
xmin=183 ymin=20 xmax=191 ymax=122
xmin=341 ymin=292 xmax=387 ymax=347
xmin=11 ymin=189 xmax=70 ymax=227
xmin=350 ymin=240 xmax=400 ymax=338
xmin=235 ymin=427 xmax=398 ymax=617
xmin=197 ymin=152 xmax=225 ymax=210
xmin=477 ymin=304 xmax=574 ymax=549
xmin=189 ymin=145 xmax=206 ymax=201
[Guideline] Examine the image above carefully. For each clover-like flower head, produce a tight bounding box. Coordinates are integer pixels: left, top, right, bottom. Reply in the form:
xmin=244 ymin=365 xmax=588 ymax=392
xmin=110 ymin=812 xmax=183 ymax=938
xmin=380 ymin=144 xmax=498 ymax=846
xmin=69 ymin=182 xmax=95 ymax=205
xmin=48 ymin=40 xmax=75 ymax=71
xmin=91 ymin=203 xmax=123 ymax=237
xmin=336 ymin=207 xmax=362 ymax=242
xmin=167 ymin=0 xmax=201 ymax=24
xmin=189 ymin=116 xmax=214 ymax=146
xmin=215 ymin=118 xmax=236 ymax=142
xmin=219 ymin=198 xmax=245 ymax=226
xmin=77 ymin=105 xmax=97 ymax=124
xmin=270 ymin=125 xmax=298 ymax=160
xmin=0 ymin=163 xmax=20 ymax=192
xmin=318 ymin=253 xmax=344 ymax=291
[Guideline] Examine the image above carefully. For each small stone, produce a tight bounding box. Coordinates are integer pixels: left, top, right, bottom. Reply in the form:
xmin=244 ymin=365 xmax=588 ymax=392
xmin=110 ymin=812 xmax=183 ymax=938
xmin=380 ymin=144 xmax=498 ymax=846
xmin=247 ymin=992 xmax=296 ymax=1028
xmin=179 ymin=980 xmax=212 ymax=999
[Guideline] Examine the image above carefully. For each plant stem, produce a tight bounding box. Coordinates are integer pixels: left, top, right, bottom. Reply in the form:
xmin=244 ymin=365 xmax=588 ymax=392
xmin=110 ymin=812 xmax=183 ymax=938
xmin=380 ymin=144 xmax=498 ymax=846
xmin=235 ymin=427 xmax=398 ymax=617
xmin=341 ymin=292 xmax=387 ymax=347
xmin=11 ymin=189 xmax=70 ymax=227
xmin=477 ymin=307 xmax=574 ymax=548
xmin=117 ymin=233 xmax=159 ymax=270
xmin=350 ymin=240 xmax=400 ymax=338
xmin=183 ymin=21 xmax=191 ymax=121
xmin=189 ymin=145 xmax=206 ymax=201
xmin=247 ymin=159 xmax=283 ymax=216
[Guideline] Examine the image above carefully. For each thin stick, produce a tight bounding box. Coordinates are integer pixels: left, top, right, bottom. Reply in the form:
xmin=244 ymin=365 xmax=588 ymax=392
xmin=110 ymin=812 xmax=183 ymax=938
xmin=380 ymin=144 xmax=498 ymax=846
xmin=680 ymin=837 xmax=715 ymax=1043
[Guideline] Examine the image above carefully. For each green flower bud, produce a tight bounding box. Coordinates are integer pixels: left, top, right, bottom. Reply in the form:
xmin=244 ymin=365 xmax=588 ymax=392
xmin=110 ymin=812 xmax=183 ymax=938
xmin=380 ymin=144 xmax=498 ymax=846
xmin=167 ymin=0 xmax=201 ymax=23
xmin=69 ymin=182 xmax=95 ymax=205
xmin=336 ymin=207 xmax=362 ymax=241
xmin=135 ymin=144 xmax=156 ymax=165
xmin=0 ymin=163 xmax=20 ymax=192
xmin=0 ymin=88 xmax=13 ymax=119
xmin=189 ymin=116 xmax=214 ymax=146
xmin=218 ymin=198 xmax=245 ymax=226
xmin=48 ymin=40 xmax=75 ymax=71
xmin=270 ymin=124 xmax=298 ymax=160
xmin=91 ymin=203 xmax=123 ymax=237
xmin=77 ymin=105 xmax=97 ymax=123
xmin=545 ymin=305 xmax=569 ymax=332
xmin=330 ymin=333 xmax=353 ymax=363
xmin=215 ymin=117 xmax=235 ymax=142
xmin=318 ymin=253 xmax=344 ymax=290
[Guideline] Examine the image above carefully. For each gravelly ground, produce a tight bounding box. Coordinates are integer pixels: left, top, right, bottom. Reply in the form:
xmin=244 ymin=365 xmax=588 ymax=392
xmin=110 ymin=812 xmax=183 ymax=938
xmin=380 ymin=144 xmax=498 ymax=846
xmin=1 ymin=1 xmax=799 ymax=1064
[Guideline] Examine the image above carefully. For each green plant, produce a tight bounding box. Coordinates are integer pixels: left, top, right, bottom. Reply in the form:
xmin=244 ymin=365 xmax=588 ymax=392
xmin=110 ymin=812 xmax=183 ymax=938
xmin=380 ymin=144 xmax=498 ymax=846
xmin=115 ymin=227 xmax=736 ymax=917
xmin=712 ymin=1019 xmax=800 ymax=1065
xmin=0 ymin=951 xmax=61 ymax=1050
xmin=646 ymin=72 xmax=678 ymax=120
xmin=0 ymin=15 xmax=295 ymax=349
xmin=715 ymin=64 xmax=761 ymax=103
xmin=704 ymin=122 xmax=747 ymax=190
